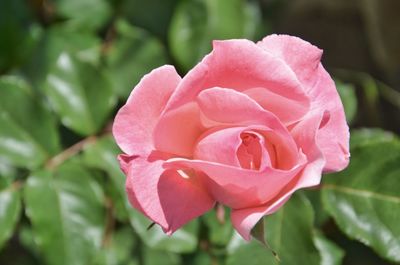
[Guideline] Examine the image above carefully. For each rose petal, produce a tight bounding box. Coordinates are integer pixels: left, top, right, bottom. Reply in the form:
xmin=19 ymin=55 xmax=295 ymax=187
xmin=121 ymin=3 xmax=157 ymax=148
xmin=153 ymin=102 xmax=205 ymax=157
xmin=231 ymin=112 xmax=326 ymax=240
xmin=257 ymin=34 xmax=323 ymax=88
xmin=194 ymin=127 xmax=272 ymax=169
xmin=258 ymin=35 xmax=349 ymax=171
xmin=113 ymin=65 xmax=181 ymax=155
xmin=164 ymin=39 xmax=310 ymax=116
xmin=125 ymin=154 xmax=215 ymax=233
xmin=196 ymin=87 xmax=299 ymax=169
xmin=163 ymin=154 xmax=306 ymax=209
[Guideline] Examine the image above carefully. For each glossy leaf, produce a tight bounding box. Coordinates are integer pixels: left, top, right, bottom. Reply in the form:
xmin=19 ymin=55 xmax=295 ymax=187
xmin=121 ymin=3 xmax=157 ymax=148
xmin=226 ymin=194 xmax=320 ymax=265
xmin=105 ymin=20 xmax=168 ymax=99
xmin=168 ymin=0 xmax=261 ymax=70
xmin=0 ymin=76 xmax=60 ymax=169
xmin=322 ymin=138 xmax=400 ymax=262
xmin=0 ymin=184 xmax=21 ymax=249
xmin=24 ymin=162 xmax=106 ymax=265
xmin=44 ymin=53 xmax=116 ymax=135
xmin=23 ymin=25 xmax=101 ymax=89
xmin=313 ymin=231 xmax=344 ymax=265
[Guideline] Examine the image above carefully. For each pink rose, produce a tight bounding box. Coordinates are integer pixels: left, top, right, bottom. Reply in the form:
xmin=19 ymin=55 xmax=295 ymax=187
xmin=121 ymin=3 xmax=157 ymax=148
xmin=113 ymin=35 xmax=350 ymax=240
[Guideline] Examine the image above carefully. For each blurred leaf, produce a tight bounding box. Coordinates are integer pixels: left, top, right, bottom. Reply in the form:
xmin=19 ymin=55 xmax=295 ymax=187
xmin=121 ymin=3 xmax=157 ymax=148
xmin=129 ymin=210 xmax=199 ymax=254
xmin=226 ymin=194 xmax=320 ymax=265
xmin=83 ymin=136 xmax=123 ymax=188
xmin=44 ymin=53 xmax=116 ymax=135
xmin=335 ymin=80 xmax=357 ymax=124
xmin=52 ymin=0 xmax=112 ymax=30
xmin=350 ymin=128 xmax=397 ymax=148
xmin=168 ymin=0 xmax=261 ymax=71
xmin=22 ymin=25 xmax=101 ymax=89
xmin=202 ymin=206 xmax=233 ymax=246
xmin=0 ymin=0 xmax=38 ymax=71
xmin=105 ymin=20 xmax=168 ymax=99
xmin=304 ymin=189 xmax=330 ymax=227
xmin=0 ymin=76 xmax=60 ymax=169
xmin=91 ymin=226 xmax=138 ymax=265
xmin=82 ymin=136 xmax=128 ymax=221
xmin=119 ymin=0 xmax=178 ymax=40
xmin=143 ymin=247 xmax=181 ymax=265
xmin=24 ymin=162 xmax=106 ymax=265
xmin=322 ymin=136 xmax=400 ymax=263
xmin=313 ymin=231 xmax=344 ymax=265
xmin=0 ymin=184 xmax=21 ymax=250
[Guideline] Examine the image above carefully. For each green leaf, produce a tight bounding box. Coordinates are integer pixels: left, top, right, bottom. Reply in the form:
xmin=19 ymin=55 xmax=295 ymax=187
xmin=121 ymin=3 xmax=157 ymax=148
xmin=22 ymin=25 xmax=101 ymax=89
xmin=313 ymin=231 xmax=344 ymax=265
xmin=105 ymin=20 xmax=168 ymax=99
xmin=128 ymin=210 xmax=199 ymax=254
xmin=322 ymin=138 xmax=400 ymax=263
xmin=0 ymin=184 xmax=21 ymax=250
xmin=143 ymin=247 xmax=181 ymax=265
xmin=82 ymin=136 xmax=128 ymax=221
xmin=91 ymin=226 xmax=138 ymax=265
xmin=350 ymin=128 xmax=397 ymax=148
xmin=168 ymin=0 xmax=261 ymax=71
xmin=335 ymin=80 xmax=357 ymax=124
xmin=0 ymin=76 xmax=60 ymax=169
xmin=119 ymin=0 xmax=178 ymax=40
xmin=202 ymin=206 xmax=233 ymax=246
xmin=82 ymin=136 xmax=124 ymax=189
xmin=52 ymin=0 xmax=111 ymax=30
xmin=44 ymin=53 xmax=116 ymax=135
xmin=0 ymin=0 xmax=38 ymax=71
xmin=226 ymin=194 xmax=320 ymax=265
xmin=24 ymin=162 xmax=106 ymax=265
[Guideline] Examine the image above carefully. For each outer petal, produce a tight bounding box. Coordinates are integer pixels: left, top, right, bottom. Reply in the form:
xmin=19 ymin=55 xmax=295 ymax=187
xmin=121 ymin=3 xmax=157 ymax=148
xmin=231 ymin=112 xmax=326 ymax=240
xmin=163 ymin=39 xmax=310 ymax=125
xmin=125 ymin=153 xmax=215 ymax=233
xmin=257 ymin=34 xmax=323 ymax=88
xmin=163 ymin=156 xmax=306 ymax=210
xmin=258 ymin=35 xmax=349 ymax=172
xmin=112 ymin=65 xmax=181 ymax=155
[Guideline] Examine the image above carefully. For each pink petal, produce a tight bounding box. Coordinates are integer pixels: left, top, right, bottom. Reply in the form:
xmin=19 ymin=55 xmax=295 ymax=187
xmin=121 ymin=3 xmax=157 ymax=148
xmin=112 ymin=65 xmax=181 ymax=155
xmin=125 ymin=153 xmax=215 ymax=233
xmin=258 ymin=35 xmax=349 ymax=172
xmin=194 ymin=127 xmax=272 ymax=169
xmin=164 ymin=39 xmax=310 ymax=116
xmin=153 ymin=102 xmax=205 ymax=157
xmin=257 ymin=34 xmax=323 ymax=88
xmin=196 ymin=87 xmax=299 ymax=169
xmin=231 ymin=112 xmax=326 ymax=240
xmin=312 ymin=66 xmax=350 ymax=172
xmin=163 ymin=155 xmax=306 ymax=209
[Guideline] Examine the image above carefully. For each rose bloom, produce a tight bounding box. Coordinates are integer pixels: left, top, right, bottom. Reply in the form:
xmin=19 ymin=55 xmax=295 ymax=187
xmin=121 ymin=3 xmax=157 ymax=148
xmin=113 ymin=35 xmax=350 ymax=240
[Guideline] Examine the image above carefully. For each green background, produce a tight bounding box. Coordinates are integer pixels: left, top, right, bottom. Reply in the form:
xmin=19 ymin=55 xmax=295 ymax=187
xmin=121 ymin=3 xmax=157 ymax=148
xmin=1 ymin=0 xmax=400 ymax=264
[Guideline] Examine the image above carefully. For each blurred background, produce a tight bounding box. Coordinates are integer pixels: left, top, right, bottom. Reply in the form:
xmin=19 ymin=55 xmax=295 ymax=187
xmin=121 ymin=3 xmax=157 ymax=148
xmin=0 ymin=0 xmax=399 ymax=265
